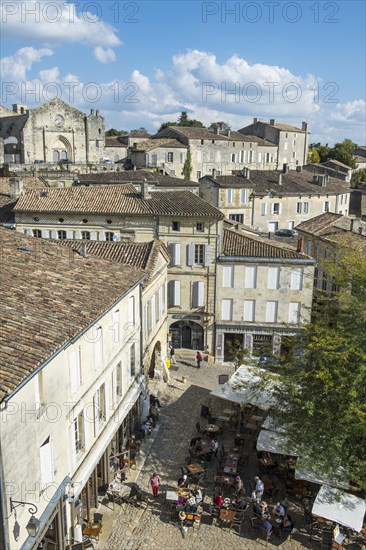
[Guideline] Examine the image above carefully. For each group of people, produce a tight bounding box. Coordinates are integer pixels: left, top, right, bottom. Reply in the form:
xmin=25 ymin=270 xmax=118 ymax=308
xmin=189 ymin=436 xmax=219 ymax=458
xmin=253 ymin=499 xmax=294 ymax=539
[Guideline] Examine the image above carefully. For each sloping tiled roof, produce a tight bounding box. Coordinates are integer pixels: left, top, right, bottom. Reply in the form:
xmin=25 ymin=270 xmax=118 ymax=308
xmin=0 ymin=228 xmax=145 ymax=402
xmin=154 ymin=126 xmax=274 ymax=144
xmin=105 ymin=137 xmax=127 ymax=147
xmin=56 ymin=239 xmax=170 ymax=278
xmin=321 ymin=159 xmax=352 ymax=170
xmin=133 ymin=138 xmax=187 ymax=151
xmin=297 ymin=213 xmax=366 ymax=251
xmin=15 ymin=184 xmax=222 ymax=217
xmin=215 ymin=170 xmax=349 ymax=195
xmin=77 ymin=171 xmax=198 ymax=187
xmin=0 ymin=177 xmax=49 ymax=223
xmin=296 ymin=212 xmax=343 ymax=235
xmin=222 ymin=228 xmax=311 ymax=260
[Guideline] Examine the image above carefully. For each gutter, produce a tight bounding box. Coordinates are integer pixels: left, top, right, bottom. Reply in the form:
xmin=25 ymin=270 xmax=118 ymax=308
xmin=0 ymin=274 xmax=148 ymax=410
xmin=218 ymin=254 xmax=315 ymax=265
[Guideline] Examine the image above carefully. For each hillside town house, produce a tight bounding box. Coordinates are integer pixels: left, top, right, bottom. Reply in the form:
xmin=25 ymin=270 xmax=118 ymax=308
xmin=104 ymin=131 xmax=151 ymax=165
xmin=296 ymin=213 xmax=366 ymax=296
xmin=13 ymin=184 xmax=224 ymax=354
xmin=215 ymin=222 xmax=315 ymax=361
xmin=200 ymin=168 xmax=350 ymax=232
xmin=135 ymin=126 xmax=278 ymax=181
xmin=238 ymin=118 xmax=309 ymax=169
xmin=0 ymin=229 xmax=148 ymax=550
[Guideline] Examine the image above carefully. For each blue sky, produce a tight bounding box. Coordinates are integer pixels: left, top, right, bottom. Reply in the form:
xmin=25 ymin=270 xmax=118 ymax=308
xmin=1 ymin=0 xmax=365 ymax=144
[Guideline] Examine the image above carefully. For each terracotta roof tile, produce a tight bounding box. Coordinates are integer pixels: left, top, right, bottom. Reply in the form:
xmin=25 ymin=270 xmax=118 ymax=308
xmin=0 ymin=228 xmax=145 ymax=402
xmin=14 ymin=184 xmax=223 ymax=218
xmin=77 ymin=171 xmax=198 ymax=187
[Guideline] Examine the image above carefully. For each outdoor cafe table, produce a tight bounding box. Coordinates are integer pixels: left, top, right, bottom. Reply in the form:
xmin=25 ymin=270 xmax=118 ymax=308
xmin=166 ymin=490 xmax=180 ymax=503
xmin=187 ymin=463 xmax=205 ymax=475
xmin=204 ymin=424 xmax=220 ymax=434
xmin=83 ymin=522 xmax=102 ymax=541
xmin=225 ymin=458 xmax=238 ymax=469
xmin=220 ymin=508 xmax=236 ymax=524
xmin=223 ymin=465 xmax=237 ymax=475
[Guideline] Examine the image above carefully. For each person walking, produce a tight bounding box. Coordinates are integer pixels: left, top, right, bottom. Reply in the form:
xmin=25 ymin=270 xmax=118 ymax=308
xmin=196 ymin=351 xmax=203 ymax=369
xmin=148 ymin=472 xmax=161 ymax=497
xmin=254 ymin=476 xmax=264 ymax=502
xmin=170 ymin=346 xmax=176 ymax=364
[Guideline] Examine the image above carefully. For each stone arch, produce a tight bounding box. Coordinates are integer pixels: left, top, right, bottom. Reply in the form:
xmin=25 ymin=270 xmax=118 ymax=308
xmin=51 ymin=135 xmax=72 ymax=162
xmin=148 ymin=340 xmax=162 ymax=378
xmin=169 ymin=321 xmax=204 ymax=350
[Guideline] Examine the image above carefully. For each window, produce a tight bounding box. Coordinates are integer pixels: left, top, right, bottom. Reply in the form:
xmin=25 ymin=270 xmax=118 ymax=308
xmin=271 ymin=203 xmax=281 ymax=215
xmin=93 ymin=384 xmax=106 ymax=433
xmin=241 ymin=188 xmax=247 ymax=203
xmin=116 ymin=362 xmax=122 ymax=397
xmin=266 ymin=301 xmax=278 ymax=323
xmin=40 ymin=437 xmax=53 ymax=491
xmin=33 ymin=229 xmax=42 ymax=238
xmin=169 ymin=280 xmax=181 ymax=306
xmin=261 ymin=203 xmax=267 ymax=216
xmin=69 ymin=347 xmax=81 ymax=395
xmin=340 ymin=194 xmax=343 ymax=205
xmin=290 ymin=268 xmax=303 ymax=290
xmin=245 ymin=266 xmax=257 ymax=289
xmin=171 ymin=221 xmax=180 ymax=232
xmin=227 ymin=188 xmax=234 ymax=203
xmin=73 ymin=412 xmax=85 ymax=454
xmin=196 ymin=222 xmax=204 ymax=232
xmin=81 ymin=231 xmax=90 ymax=240
xmin=243 ymin=300 xmax=255 ymax=322
xmin=222 ymin=265 xmax=234 ymax=288
xmin=248 ymin=151 xmax=254 ymax=163
xmin=284 ymin=142 xmax=288 ymax=150
xmin=169 ymin=243 xmax=181 ymax=266
xmin=257 ymin=152 xmax=262 ymax=163
xmin=167 ymin=152 xmax=173 ymax=163
xmin=201 ymin=140 xmax=204 ymax=145
xmin=296 ymin=202 xmax=302 ymax=214
xmin=303 ymin=202 xmax=309 ymax=214
xmin=323 ymin=201 xmax=330 ymax=212
xmin=288 ymin=302 xmax=301 ymax=324
xmin=94 ymin=326 xmax=103 ymax=369
xmin=229 ymin=213 xmax=244 ymax=223
xmin=231 ymin=153 xmax=236 ymax=162
xmin=194 ymin=244 xmax=205 ymax=265
xmin=105 ymin=231 xmax=114 ymax=242
xmin=267 ymin=267 xmax=280 ymax=289
xmin=112 ymin=309 xmax=120 ymax=346
xmin=196 ymin=171 xmax=202 ymax=180
xmin=192 ymin=281 xmax=205 ymax=307
xmin=180 ymin=152 xmax=186 ymax=163
xmin=58 ymin=230 xmax=66 ymax=240
xmin=130 ymin=344 xmax=136 ymax=376
xmin=292 ymin=152 xmax=296 ymax=159
xmin=221 ymin=299 xmax=233 ymax=321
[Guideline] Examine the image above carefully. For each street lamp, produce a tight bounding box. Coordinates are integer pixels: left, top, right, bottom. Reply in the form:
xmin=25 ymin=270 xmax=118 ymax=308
xmin=10 ymin=498 xmax=40 ymax=538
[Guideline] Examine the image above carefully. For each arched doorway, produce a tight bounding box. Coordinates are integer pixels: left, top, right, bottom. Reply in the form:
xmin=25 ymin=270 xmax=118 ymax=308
xmin=51 ymin=135 xmax=72 ymax=162
xmin=149 ymin=340 xmax=161 ymax=378
xmin=169 ymin=321 xmax=204 ymax=350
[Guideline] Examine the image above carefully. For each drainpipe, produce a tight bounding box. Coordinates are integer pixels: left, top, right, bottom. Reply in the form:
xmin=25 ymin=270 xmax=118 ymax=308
xmin=0 ymin=452 xmax=9 ymax=550
xmin=213 ymin=220 xmax=220 ymax=359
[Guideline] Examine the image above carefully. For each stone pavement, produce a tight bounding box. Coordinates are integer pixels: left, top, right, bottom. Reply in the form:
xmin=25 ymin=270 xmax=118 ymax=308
xmin=100 ymin=357 xmax=317 ymax=550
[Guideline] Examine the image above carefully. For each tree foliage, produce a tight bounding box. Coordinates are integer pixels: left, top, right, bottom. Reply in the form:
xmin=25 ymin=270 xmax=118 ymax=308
xmin=209 ymin=121 xmax=231 ymax=133
xmin=105 ymin=128 xmax=128 ymax=137
xmin=158 ymin=111 xmax=205 ymax=132
xmin=182 ymin=149 xmax=192 ymax=181
xmin=351 ymin=168 xmax=366 ymax=187
xmin=307 ymin=147 xmax=320 ymax=164
xmin=329 ymin=139 xmax=357 ymax=169
xmin=271 ymin=237 xmax=366 ymax=489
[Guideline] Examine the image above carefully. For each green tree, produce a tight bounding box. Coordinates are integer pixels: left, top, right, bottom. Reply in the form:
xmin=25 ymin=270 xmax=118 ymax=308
xmin=105 ymin=128 xmax=128 ymax=137
xmin=269 ymin=237 xmax=366 ymax=489
xmin=209 ymin=121 xmax=231 ymax=133
xmin=158 ymin=121 xmax=178 ymax=132
xmin=158 ymin=111 xmax=205 ymax=132
xmin=316 ymin=144 xmax=332 ymax=163
xmin=329 ymin=139 xmax=357 ymax=169
xmin=351 ymin=168 xmax=366 ymax=187
xmin=182 ymin=149 xmax=192 ymax=180
xmin=307 ymin=147 xmax=320 ymax=164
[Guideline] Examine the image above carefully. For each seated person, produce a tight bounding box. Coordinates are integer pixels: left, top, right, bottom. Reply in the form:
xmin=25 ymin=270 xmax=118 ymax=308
xmin=190 ymin=436 xmax=200 ymax=448
xmin=273 ymin=502 xmax=286 ymax=518
xmin=177 ymin=474 xmax=190 ymax=489
xmin=281 ymin=513 xmax=294 ymax=533
xmin=234 ymin=476 xmax=244 ymax=496
xmin=260 ymin=501 xmax=268 ymax=516
xmin=139 ymin=422 xmax=151 ymax=437
xmin=195 ymin=437 xmax=203 ymax=451
xmin=253 ymin=502 xmax=262 ymax=516
xmin=214 ymin=493 xmax=224 ymax=507
xmin=149 ymin=394 xmax=161 ymax=407
xmin=210 ymin=438 xmax=219 ymax=456
xmin=261 ymin=517 xmax=273 ymax=538
xmin=233 ymin=496 xmax=247 ymax=509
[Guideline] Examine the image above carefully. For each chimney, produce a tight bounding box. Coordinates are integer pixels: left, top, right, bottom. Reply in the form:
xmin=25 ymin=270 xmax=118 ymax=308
xmin=297 ymin=237 xmax=304 ymax=253
xmin=90 ymin=109 xmax=95 ymax=115
xmin=296 ymin=165 xmax=302 ymax=173
xmin=80 ymin=243 xmax=88 ymax=257
xmin=312 ymin=175 xmax=319 ymax=184
xmin=215 ymin=126 xmax=220 ymax=135
xmin=277 ymin=173 xmax=282 ymax=185
xmin=270 ymin=119 xmax=276 ymax=126
xmin=302 ymin=122 xmax=308 ymax=132
xmin=9 ymin=178 xmax=23 ymax=199
xmin=133 ymin=165 xmax=137 ymax=171
xmin=253 ymin=117 xmax=258 ymax=124
xmin=245 ymin=168 xmax=250 ymax=179
xmin=227 ymin=129 xmax=231 ymax=138
xmin=212 ymin=168 xmax=216 ymax=179
xmin=141 ymin=180 xmax=151 ymax=199
xmin=318 ymin=175 xmax=326 ymax=187
xmin=283 ymin=163 xmax=289 ymax=173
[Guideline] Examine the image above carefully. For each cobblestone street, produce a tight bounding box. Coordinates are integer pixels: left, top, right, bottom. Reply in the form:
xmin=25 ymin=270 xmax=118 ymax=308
xmin=100 ymin=358 xmax=329 ymax=550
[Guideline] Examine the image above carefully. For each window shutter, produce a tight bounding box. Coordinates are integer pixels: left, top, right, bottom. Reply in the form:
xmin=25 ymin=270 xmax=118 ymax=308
xmin=158 ymin=287 xmax=163 ymax=317
xmin=267 ymin=267 xmax=280 ymax=289
xmin=50 ymin=229 xmax=57 ymax=239
xmin=192 ymin=281 xmax=204 ymax=307
xmin=90 ymin=231 xmax=97 ymax=240
xmin=266 ymin=301 xmax=278 ymax=322
xmin=151 ymin=297 xmax=156 ymax=328
xmin=222 ymin=299 xmax=232 ymax=320
xmin=270 ymin=203 xmax=274 ymax=215
xmin=288 ymin=302 xmax=301 ymax=323
xmin=222 ymin=265 xmax=234 ymax=287
xmin=66 ymin=230 xmax=73 ymax=239
xmin=261 ymin=203 xmax=267 ymax=216
xmin=187 ymin=244 xmax=194 ymax=266
xmin=41 ymin=229 xmax=49 ymax=238
xmin=244 ymin=300 xmax=255 ymax=322
xmin=204 ymin=245 xmax=211 ymax=267
xmin=245 ymin=266 xmax=256 ymax=289
xmin=290 ymin=268 xmax=303 ymax=290
xmin=99 ymin=232 xmax=106 ymax=241
xmin=25 ymin=228 xmax=32 ymax=236
xmin=279 ymin=203 xmax=283 ymax=214
xmin=170 ymin=243 xmax=181 ymax=266
xmin=241 ymin=188 xmax=247 ymax=203
xmin=128 ymin=296 xmax=135 ymax=324
xmin=174 ymin=281 xmax=181 ymax=306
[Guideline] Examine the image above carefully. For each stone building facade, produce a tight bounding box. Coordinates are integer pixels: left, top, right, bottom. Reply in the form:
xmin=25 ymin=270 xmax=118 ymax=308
xmin=0 ymin=98 xmax=105 ymax=164
xmin=215 ymin=224 xmax=315 ymax=361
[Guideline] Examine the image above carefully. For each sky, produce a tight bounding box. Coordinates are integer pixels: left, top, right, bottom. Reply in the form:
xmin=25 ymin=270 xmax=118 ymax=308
xmin=1 ymin=0 xmax=365 ymax=145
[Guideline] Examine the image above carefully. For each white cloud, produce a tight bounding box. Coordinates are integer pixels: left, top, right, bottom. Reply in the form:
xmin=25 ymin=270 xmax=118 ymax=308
xmin=93 ymin=47 xmax=116 ymax=64
xmin=1 ymin=1 xmax=121 ymax=60
xmin=0 ymin=47 xmax=53 ymax=81
xmin=330 ymin=100 xmax=366 ymax=122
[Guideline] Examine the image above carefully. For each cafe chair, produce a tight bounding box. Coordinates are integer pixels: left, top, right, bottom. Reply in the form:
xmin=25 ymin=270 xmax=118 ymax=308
xmin=92 ymin=513 xmax=103 ymax=525
xmin=210 ymin=505 xmax=221 ymax=524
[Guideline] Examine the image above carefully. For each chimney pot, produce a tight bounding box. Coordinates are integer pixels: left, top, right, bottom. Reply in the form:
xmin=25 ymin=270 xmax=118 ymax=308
xmin=227 ymin=129 xmax=231 ymax=138
xmin=270 ymin=119 xmax=275 ymax=126
xmin=296 ymin=165 xmax=302 ymax=172
xmin=283 ymin=163 xmax=289 ymax=173
xmin=253 ymin=117 xmax=258 ymax=124
xmin=302 ymin=121 xmax=308 ymax=132
xmin=141 ymin=181 xmax=150 ymax=199
xmin=9 ymin=178 xmax=23 ymax=199
xmin=215 ymin=126 xmax=220 ymax=135
xmin=297 ymin=236 xmax=304 ymax=253
xmin=212 ymin=168 xmax=216 ymax=178
xmin=277 ymin=173 xmax=282 ymax=185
